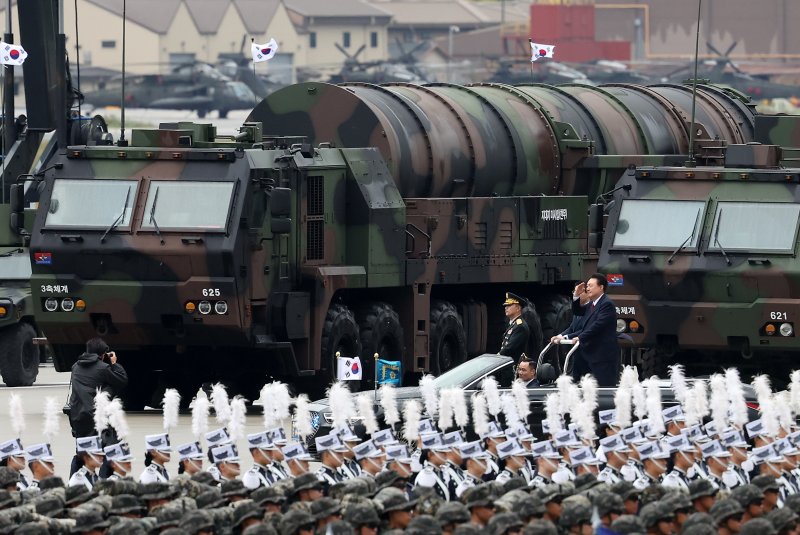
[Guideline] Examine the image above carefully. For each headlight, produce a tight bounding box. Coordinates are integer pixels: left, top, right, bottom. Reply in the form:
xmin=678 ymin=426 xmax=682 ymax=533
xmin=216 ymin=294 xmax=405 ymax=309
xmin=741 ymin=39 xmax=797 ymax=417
xmin=44 ymin=298 xmax=58 ymax=312
xmin=616 ymin=319 xmax=627 ymax=333
xmin=61 ymin=298 xmax=74 ymax=312
xmin=214 ymin=301 xmax=228 ymax=315
xmin=781 ymin=323 xmax=793 ymax=337
xmin=198 ymin=301 xmax=212 ymax=315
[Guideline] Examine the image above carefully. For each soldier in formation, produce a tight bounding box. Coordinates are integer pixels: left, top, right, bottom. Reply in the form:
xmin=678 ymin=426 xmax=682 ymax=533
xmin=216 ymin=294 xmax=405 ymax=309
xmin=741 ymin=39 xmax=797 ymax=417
xmin=1 ymin=365 xmax=800 ymax=534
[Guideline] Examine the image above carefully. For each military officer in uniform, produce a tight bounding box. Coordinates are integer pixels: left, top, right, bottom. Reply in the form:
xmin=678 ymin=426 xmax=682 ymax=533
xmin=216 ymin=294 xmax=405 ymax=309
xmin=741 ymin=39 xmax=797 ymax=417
xmin=0 ymin=439 xmax=29 ymax=490
xmin=454 ymin=441 xmax=491 ymax=498
xmin=352 ymin=439 xmax=385 ymax=477
xmin=632 ymin=441 xmax=669 ymax=490
xmin=661 ymin=435 xmax=696 ymax=492
xmin=332 ymin=426 xmax=362 ymax=480
xmin=499 ymin=292 xmax=530 ymax=362
xmin=139 ymin=433 xmax=171 ymax=483
xmin=314 ymin=433 xmax=348 ymax=492
xmin=210 ymin=443 xmax=241 ymax=482
xmin=282 ymin=442 xmax=314 ymax=477
xmin=598 ymin=435 xmax=629 ymax=485
xmin=176 ymin=442 xmax=205 ymax=476
xmin=495 ymin=438 xmax=529 ymax=484
xmin=242 ymin=432 xmax=275 ymax=490
xmin=414 ymin=433 xmax=451 ymax=500
xmin=265 ymin=427 xmax=290 ymax=481
xmin=69 ymin=436 xmax=105 ymax=490
xmin=24 ymin=443 xmax=55 ymax=489
xmin=104 ymin=442 xmax=134 ymax=481
xmin=529 ymin=440 xmax=562 ymax=489
xmin=204 ymin=428 xmax=230 ymax=481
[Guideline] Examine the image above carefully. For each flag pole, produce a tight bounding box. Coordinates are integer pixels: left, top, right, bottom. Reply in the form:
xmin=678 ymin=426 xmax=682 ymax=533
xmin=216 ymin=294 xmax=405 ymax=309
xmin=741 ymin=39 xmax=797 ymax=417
xmin=373 ymin=353 xmax=379 ymax=402
xmin=528 ymin=39 xmax=535 ymax=83
xmin=250 ymin=38 xmax=258 ymax=107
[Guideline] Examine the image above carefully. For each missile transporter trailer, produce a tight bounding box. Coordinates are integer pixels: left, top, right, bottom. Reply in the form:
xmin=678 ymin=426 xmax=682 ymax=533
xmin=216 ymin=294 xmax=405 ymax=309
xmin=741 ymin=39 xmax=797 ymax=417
xmin=598 ymin=115 xmax=800 ymax=378
xmin=26 ymin=81 xmax=754 ymax=404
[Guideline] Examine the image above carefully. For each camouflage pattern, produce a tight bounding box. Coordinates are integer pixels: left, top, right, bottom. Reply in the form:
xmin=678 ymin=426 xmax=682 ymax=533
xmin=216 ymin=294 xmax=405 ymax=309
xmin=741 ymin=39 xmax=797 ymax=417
xmin=599 ymin=116 xmax=800 ymax=374
xmin=27 ymin=81 xmax=755 ymax=399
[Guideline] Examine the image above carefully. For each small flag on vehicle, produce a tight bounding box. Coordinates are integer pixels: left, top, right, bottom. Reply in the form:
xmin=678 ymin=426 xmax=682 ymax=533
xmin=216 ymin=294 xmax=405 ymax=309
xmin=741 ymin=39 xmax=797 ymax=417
xmin=252 ymin=38 xmax=278 ymax=63
xmin=377 ymin=359 xmax=402 ymax=386
xmin=0 ymin=43 xmax=27 ymax=66
xmin=336 ymin=355 xmax=363 ymax=381
xmin=530 ymin=41 xmax=554 ymax=62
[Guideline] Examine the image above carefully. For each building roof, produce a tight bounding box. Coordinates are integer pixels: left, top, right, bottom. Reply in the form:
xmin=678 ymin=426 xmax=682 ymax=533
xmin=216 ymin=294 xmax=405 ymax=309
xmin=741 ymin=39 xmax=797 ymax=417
xmin=184 ymin=0 xmax=232 ymax=34
xmin=233 ymin=0 xmax=282 ymax=34
xmin=85 ymin=0 xmax=182 ymax=34
xmin=374 ymin=1 xmax=491 ymax=27
xmin=285 ymin=0 xmax=391 ymax=19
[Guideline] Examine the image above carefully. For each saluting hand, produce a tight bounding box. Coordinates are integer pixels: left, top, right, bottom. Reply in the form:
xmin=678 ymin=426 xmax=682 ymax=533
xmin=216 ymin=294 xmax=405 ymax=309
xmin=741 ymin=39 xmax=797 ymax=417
xmin=573 ymin=282 xmax=586 ymax=298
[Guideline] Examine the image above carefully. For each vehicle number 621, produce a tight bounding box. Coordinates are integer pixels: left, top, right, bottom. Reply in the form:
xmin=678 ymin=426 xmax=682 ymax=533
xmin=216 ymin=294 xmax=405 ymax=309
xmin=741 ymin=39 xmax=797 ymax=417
xmin=770 ymin=311 xmax=788 ymax=320
xmin=202 ymin=288 xmax=221 ymax=297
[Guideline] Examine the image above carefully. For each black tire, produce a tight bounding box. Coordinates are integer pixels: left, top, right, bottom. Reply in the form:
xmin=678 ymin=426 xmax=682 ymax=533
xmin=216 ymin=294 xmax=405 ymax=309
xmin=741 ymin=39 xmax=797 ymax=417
xmin=321 ymin=303 xmax=362 ymax=383
xmin=430 ymin=301 xmax=467 ymax=375
xmin=521 ymin=305 xmax=544 ymax=359
xmin=639 ymin=349 xmax=667 ymax=379
xmin=218 ymin=109 xmax=229 ymax=119
xmin=358 ymin=302 xmax=404 ymax=389
xmin=0 ymin=323 xmax=40 ymax=386
xmin=197 ymin=109 xmax=208 ymax=119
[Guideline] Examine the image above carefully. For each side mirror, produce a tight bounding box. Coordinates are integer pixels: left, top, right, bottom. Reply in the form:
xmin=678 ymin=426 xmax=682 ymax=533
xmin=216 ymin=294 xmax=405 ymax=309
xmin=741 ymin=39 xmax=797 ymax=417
xmin=10 ymin=184 xmax=23 ymax=213
xmin=588 ymin=203 xmax=604 ymax=234
xmin=270 ymin=187 xmax=291 ymax=217
xmin=271 ymin=217 xmax=291 ymax=235
xmin=9 ymin=211 xmax=24 ymax=234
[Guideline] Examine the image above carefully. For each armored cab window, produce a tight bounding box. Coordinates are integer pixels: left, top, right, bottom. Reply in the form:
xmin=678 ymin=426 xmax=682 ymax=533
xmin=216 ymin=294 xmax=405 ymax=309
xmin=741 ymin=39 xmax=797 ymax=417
xmin=612 ymin=199 xmax=705 ymax=250
xmin=141 ymin=181 xmax=235 ymax=232
xmin=44 ymin=179 xmax=137 ymax=230
xmin=708 ymin=201 xmax=800 ymax=253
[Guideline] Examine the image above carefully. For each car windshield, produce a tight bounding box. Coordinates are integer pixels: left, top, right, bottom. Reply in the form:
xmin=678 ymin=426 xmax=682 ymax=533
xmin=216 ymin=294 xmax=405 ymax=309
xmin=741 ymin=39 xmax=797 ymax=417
xmin=0 ymin=252 xmax=31 ymax=280
xmin=44 ymin=179 xmax=137 ymax=229
xmin=141 ymin=181 xmax=235 ymax=231
xmin=433 ymin=355 xmax=512 ymax=388
xmin=708 ymin=201 xmax=800 ymax=253
xmin=612 ymin=199 xmax=705 ymax=249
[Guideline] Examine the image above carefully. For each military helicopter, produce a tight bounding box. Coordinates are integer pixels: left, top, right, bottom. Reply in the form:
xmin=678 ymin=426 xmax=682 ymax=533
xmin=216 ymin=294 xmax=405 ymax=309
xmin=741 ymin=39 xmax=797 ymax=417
xmin=82 ymin=62 xmax=257 ymax=118
xmin=575 ymin=60 xmax=654 ymax=84
xmin=664 ymin=42 xmax=799 ymax=100
xmin=326 ymin=42 xmax=428 ymax=84
xmin=487 ymin=58 xmax=594 ymax=85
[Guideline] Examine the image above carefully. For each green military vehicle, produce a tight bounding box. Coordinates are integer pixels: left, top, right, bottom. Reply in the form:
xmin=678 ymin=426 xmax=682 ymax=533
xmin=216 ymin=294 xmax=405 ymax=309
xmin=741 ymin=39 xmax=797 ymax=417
xmin=25 ymin=80 xmax=755 ymax=404
xmin=0 ymin=202 xmax=40 ymax=386
xmin=598 ymin=114 xmax=800 ymax=378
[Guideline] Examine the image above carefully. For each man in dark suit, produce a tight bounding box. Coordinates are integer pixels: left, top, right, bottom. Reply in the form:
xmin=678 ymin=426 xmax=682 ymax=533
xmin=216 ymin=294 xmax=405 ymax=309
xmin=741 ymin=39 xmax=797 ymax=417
xmin=515 ymin=358 xmax=540 ymax=387
xmin=553 ymin=292 xmax=591 ymax=380
xmin=561 ymin=274 xmax=619 ymax=386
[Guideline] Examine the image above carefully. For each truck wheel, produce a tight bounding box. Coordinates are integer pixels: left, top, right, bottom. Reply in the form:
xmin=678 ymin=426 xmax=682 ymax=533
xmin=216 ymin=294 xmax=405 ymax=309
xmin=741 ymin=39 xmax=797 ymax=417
xmin=430 ymin=301 xmax=467 ymax=375
xmin=638 ymin=349 xmax=667 ymax=379
xmin=321 ymin=304 xmax=362 ymax=383
xmin=197 ymin=109 xmax=208 ymax=119
xmin=218 ymin=109 xmax=229 ymax=119
xmin=358 ymin=302 xmax=404 ymax=388
xmin=0 ymin=323 xmax=40 ymax=387
xmin=521 ymin=304 xmax=544 ymax=359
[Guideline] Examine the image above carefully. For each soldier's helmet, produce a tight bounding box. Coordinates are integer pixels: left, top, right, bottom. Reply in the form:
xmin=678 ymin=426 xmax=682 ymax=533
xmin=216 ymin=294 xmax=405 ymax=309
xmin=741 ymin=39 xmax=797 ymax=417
xmin=709 ymin=499 xmax=744 ymax=526
xmin=593 ymin=492 xmax=624 ymax=518
xmin=71 ymin=511 xmax=110 ymax=534
xmin=279 ymin=509 xmax=315 ymax=535
xmin=524 ymin=520 xmax=559 ymax=535
xmin=435 ymin=502 xmax=470 ymax=526
xmin=766 ymin=507 xmax=799 ymax=533
xmin=637 ymin=501 xmax=673 ymax=529
xmin=344 ymin=502 xmax=381 ymax=527
xmin=730 ymin=485 xmax=764 ymax=509
xmin=486 ymin=512 xmax=524 ymax=535
xmin=180 ymin=510 xmax=215 ymax=535
xmin=751 ymin=475 xmax=781 ymax=494
xmin=558 ymin=496 xmax=592 ymax=528
xmin=661 ymin=492 xmax=692 ymax=515
xmin=406 ymin=515 xmax=444 ymax=535
xmin=517 ymin=494 xmax=545 ymax=520
xmin=688 ymin=479 xmax=718 ymax=501
xmin=610 ymin=514 xmax=645 ymax=535
xmin=234 ymin=502 xmax=266 ymax=528
xmin=739 ymin=518 xmax=778 ymax=535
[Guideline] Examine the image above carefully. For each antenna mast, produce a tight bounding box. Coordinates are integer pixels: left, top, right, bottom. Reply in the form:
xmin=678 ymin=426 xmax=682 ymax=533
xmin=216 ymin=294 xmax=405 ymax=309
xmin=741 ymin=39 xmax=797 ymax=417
xmin=119 ymin=0 xmax=127 ymax=146
xmin=686 ymin=0 xmax=702 ymax=168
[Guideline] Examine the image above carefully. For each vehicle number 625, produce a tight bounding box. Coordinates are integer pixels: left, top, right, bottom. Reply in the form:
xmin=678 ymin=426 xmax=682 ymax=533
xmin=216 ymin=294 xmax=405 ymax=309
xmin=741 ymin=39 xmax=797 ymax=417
xmin=202 ymin=288 xmax=221 ymax=297
xmin=770 ymin=311 xmax=788 ymax=320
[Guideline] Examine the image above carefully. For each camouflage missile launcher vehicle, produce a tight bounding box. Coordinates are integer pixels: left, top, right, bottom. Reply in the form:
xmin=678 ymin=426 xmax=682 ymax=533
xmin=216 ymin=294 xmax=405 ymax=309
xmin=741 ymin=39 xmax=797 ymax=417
xmin=597 ymin=114 xmax=800 ymax=378
xmin=25 ymin=81 xmax=753 ymax=405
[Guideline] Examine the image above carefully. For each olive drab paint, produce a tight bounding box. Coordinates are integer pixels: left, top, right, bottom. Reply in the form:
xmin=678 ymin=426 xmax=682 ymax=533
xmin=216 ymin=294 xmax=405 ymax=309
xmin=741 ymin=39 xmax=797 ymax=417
xmin=26 ymin=81 xmax=762 ymax=399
